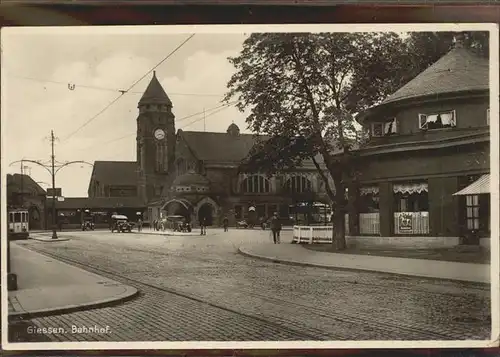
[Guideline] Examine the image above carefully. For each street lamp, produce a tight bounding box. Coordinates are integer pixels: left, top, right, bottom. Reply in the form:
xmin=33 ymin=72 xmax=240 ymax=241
xmin=9 ymin=158 xmax=93 ymax=239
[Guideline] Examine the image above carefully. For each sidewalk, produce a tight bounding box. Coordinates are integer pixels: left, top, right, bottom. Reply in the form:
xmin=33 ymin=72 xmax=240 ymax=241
xmin=238 ymin=243 xmax=490 ymax=283
xmin=8 ymin=244 xmax=138 ymax=319
xmin=135 ymin=229 xmax=214 ymax=236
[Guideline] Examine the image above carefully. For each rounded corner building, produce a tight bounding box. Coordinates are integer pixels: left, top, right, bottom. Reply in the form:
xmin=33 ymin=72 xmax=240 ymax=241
xmin=349 ymin=39 xmax=490 ymax=245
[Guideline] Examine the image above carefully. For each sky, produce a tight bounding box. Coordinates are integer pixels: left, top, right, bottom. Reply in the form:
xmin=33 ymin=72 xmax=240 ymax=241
xmin=2 ymin=28 xmax=250 ymax=197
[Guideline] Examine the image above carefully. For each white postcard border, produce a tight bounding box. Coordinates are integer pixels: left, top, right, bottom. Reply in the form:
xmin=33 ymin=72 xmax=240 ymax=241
xmin=1 ymin=22 xmax=498 ymax=351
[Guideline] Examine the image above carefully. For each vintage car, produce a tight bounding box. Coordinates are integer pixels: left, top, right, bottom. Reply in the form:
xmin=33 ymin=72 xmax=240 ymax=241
xmin=81 ymin=218 xmax=95 ymax=231
xmin=165 ymin=215 xmax=192 ymax=233
xmin=110 ymin=214 xmax=135 ymax=233
xmin=236 ymin=220 xmax=249 ymax=229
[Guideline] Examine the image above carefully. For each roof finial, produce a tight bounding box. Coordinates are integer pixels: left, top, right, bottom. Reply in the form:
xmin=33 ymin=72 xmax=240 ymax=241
xmin=153 ymin=70 xmax=156 ymax=77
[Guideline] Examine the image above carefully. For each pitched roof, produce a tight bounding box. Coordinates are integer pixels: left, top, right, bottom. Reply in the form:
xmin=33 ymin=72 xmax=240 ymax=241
xmin=179 ymin=130 xmax=270 ymax=163
xmin=90 ymin=161 xmax=137 ymax=186
xmin=139 ymin=71 xmax=172 ymax=106
xmin=381 ymin=46 xmax=489 ymax=106
xmin=6 ymin=174 xmax=46 ymax=195
xmin=179 ymin=130 xmax=326 ymax=169
xmin=47 ymin=197 xmax=145 ymax=209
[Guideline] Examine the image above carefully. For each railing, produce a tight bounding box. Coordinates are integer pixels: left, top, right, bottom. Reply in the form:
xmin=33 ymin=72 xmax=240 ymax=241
xmin=293 ymin=225 xmax=333 ymax=244
xmin=394 ymin=211 xmax=429 ymax=235
xmin=359 ymin=213 xmax=380 ymax=235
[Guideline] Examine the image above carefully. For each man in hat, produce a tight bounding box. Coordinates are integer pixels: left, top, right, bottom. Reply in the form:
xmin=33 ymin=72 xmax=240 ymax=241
xmin=269 ymin=212 xmax=282 ymax=244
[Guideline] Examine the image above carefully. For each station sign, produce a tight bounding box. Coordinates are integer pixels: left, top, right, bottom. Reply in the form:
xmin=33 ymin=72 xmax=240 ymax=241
xmin=47 ymin=188 xmax=62 ymax=197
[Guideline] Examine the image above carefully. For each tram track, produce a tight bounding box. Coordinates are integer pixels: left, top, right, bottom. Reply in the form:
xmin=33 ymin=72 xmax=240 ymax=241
xmin=16 ymin=245 xmax=330 ymax=341
xmin=18 ymin=242 xmax=490 ymax=340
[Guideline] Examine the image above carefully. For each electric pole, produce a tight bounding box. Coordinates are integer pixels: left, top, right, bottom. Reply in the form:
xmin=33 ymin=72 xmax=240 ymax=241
xmin=203 ymin=108 xmax=206 ymax=132
xmin=50 ymin=130 xmax=58 ymax=239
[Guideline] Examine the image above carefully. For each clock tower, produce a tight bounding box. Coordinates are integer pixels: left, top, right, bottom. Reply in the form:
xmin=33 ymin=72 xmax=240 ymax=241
xmin=136 ymin=71 xmax=176 ymax=203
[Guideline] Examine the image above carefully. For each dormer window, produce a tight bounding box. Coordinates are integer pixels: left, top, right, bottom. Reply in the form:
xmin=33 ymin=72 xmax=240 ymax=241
xmin=419 ymin=110 xmax=456 ymax=130
xmin=371 ymin=118 xmax=397 ymax=137
xmin=487 ymin=108 xmax=490 ymax=125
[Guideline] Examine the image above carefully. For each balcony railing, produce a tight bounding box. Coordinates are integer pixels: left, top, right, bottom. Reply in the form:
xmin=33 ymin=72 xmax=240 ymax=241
xmin=394 ymin=211 xmax=429 ymax=235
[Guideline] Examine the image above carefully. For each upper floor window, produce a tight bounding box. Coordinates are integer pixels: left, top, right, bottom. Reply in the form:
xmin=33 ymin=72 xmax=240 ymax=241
xmin=156 ymin=144 xmax=166 ymax=173
xmin=284 ymin=175 xmax=312 ymax=193
xmin=371 ymin=118 xmax=398 ymax=137
xmin=419 ymin=110 xmax=456 ymax=131
xmin=176 ymin=158 xmax=187 ymax=176
xmin=240 ymin=175 xmax=271 ymax=193
xmin=487 ymin=108 xmax=490 ymax=125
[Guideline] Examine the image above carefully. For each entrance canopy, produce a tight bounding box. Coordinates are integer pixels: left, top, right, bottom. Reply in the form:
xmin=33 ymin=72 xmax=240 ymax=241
xmin=453 ymin=174 xmax=490 ymax=196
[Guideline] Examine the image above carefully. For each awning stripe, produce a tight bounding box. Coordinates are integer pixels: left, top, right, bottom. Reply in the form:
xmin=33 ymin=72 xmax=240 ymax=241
xmin=453 ymin=174 xmax=490 ymax=196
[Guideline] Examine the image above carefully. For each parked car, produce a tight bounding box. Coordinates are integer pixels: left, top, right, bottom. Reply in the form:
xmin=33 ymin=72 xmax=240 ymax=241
xmin=82 ymin=218 xmax=95 ymax=231
xmin=110 ymin=214 xmax=135 ymax=233
xmin=236 ymin=220 xmax=249 ymax=229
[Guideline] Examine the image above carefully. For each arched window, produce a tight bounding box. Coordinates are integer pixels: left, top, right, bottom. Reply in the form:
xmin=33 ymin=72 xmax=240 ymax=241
xmin=284 ymin=175 xmax=312 ymax=194
xmin=177 ymin=158 xmax=187 ymax=175
xmin=156 ymin=144 xmax=165 ymax=172
xmin=240 ymin=175 xmax=271 ymax=193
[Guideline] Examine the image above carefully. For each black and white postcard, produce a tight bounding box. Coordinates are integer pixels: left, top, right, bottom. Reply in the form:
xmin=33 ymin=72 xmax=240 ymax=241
xmin=1 ymin=23 xmax=498 ymax=350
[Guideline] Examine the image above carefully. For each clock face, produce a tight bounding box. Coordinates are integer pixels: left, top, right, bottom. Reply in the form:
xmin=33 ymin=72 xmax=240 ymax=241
xmin=154 ymin=129 xmax=165 ymax=140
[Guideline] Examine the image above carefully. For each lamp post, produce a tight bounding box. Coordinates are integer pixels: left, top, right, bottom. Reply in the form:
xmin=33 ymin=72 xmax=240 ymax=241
xmin=9 ymin=132 xmax=93 ymax=239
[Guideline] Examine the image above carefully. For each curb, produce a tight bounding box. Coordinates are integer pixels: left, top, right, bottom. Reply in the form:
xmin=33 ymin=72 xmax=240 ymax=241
xmin=8 ymin=246 xmax=140 ymax=321
xmin=29 ymin=237 xmax=70 ymax=242
xmin=8 ymin=286 xmax=139 ymax=321
xmin=237 ymin=247 xmax=489 ymax=285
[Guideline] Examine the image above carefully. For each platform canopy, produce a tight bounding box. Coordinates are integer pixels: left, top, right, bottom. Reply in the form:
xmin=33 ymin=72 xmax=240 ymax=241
xmin=453 ymin=174 xmax=490 ymax=196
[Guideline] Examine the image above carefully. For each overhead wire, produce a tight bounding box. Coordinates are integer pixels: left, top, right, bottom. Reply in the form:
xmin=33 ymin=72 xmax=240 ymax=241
xmin=72 ymin=100 xmax=238 ymax=153
xmin=60 ymin=33 xmax=195 ymax=143
xmin=100 ymin=101 xmax=238 ymax=161
xmin=8 ymin=74 xmax=223 ymax=97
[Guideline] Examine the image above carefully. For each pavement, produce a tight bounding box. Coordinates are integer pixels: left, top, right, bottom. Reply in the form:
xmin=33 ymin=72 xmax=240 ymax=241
xmin=238 ymin=243 xmax=490 ymax=284
xmin=8 ymin=243 xmax=138 ymax=319
xmin=10 ymin=230 xmax=490 ymax=342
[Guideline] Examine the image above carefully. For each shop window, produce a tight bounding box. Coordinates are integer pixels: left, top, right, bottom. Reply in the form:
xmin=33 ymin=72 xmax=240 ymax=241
xmin=359 ymin=186 xmax=380 ymax=213
xmin=418 ymin=110 xmax=456 ymax=130
xmin=393 ymin=182 xmax=429 ymax=212
xmin=234 ymin=205 xmax=242 ymax=220
xmin=371 ymin=118 xmax=398 ymax=137
xmin=466 ymin=195 xmax=480 ymax=230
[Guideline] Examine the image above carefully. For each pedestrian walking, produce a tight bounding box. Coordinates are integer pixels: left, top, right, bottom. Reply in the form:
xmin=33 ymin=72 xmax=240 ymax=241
xmin=223 ymin=216 xmax=229 ymax=232
xmin=269 ymin=212 xmax=282 ymax=244
xmin=138 ymin=218 xmax=143 ymax=232
xmin=200 ymin=217 xmax=207 ymax=235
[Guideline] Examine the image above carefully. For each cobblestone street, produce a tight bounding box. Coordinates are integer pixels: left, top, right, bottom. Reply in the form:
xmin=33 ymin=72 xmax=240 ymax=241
xmin=10 ymin=229 xmax=491 ymax=342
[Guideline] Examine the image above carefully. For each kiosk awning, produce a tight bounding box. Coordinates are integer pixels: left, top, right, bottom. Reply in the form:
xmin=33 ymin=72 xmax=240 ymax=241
xmin=453 ymin=174 xmax=490 ymax=196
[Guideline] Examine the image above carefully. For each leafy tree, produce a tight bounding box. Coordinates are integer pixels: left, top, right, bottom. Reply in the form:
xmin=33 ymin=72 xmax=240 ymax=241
xmin=225 ymin=31 xmax=488 ymax=250
xmin=225 ymin=32 xmax=409 ymax=250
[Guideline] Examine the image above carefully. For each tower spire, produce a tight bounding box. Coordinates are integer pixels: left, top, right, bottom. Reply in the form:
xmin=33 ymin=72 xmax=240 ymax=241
xmin=138 ymin=72 xmax=172 ymax=107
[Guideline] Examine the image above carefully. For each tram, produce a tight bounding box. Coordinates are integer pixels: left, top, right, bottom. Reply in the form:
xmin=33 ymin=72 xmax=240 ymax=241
xmin=7 ymin=208 xmax=30 ymax=240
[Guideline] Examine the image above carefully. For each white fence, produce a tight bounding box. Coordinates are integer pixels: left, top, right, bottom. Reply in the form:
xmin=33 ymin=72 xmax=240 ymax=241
xmin=293 ymin=225 xmax=333 ymax=244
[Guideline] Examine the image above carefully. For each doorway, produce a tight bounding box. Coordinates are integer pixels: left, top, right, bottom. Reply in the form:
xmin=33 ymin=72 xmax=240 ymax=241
xmin=198 ymin=203 xmax=214 ymax=226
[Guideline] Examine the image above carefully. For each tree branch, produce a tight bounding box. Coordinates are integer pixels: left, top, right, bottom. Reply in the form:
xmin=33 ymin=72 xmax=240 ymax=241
xmin=311 ymin=155 xmax=335 ymax=200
